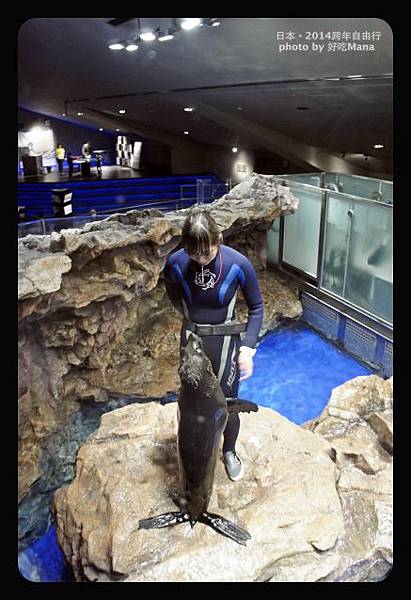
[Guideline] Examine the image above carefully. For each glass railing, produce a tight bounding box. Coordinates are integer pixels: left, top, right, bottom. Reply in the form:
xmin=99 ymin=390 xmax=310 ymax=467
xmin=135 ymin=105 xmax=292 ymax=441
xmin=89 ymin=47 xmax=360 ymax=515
xmin=282 ymin=183 xmax=324 ymax=278
xmin=279 ymin=171 xmax=393 ymax=204
xmin=266 ymin=174 xmax=393 ymax=325
xmin=322 ymin=191 xmax=392 ymax=323
xmin=179 ymin=180 xmax=231 ymax=207
xmin=17 ymin=193 xmax=217 ymax=238
xmin=280 ymin=172 xmax=322 ymax=188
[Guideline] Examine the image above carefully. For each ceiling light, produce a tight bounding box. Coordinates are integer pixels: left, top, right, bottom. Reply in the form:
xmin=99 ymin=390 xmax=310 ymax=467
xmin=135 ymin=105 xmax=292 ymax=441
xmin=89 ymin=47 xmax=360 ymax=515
xmin=140 ymin=31 xmax=156 ymax=41
xmin=184 ymin=106 xmax=194 ymax=112
xmin=77 ymin=112 xmax=84 ymax=116
xmin=211 ymin=20 xmax=221 ymax=26
xmin=232 ymin=147 xmax=238 ymax=153
xmin=119 ymin=109 xmax=126 ymax=114
xmin=125 ymin=43 xmax=139 ymax=52
xmin=181 ymin=18 xmax=202 ymax=30
xmin=116 ymin=128 xmax=120 ymax=132
xmin=158 ymin=31 xmax=174 ymax=42
xmin=374 ymin=144 xmax=384 ymax=149
xmin=237 ymin=107 xmax=243 ymax=111
xmin=184 ymin=131 xmax=189 ymax=135
xmin=347 ymin=75 xmax=363 ymax=79
xmin=109 ymin=43 xmax=125 ymax=50
xmin=61 ymin=113 xmax=66 ymax=116
xmin=99 ymin=128 xmax=104 ymax=131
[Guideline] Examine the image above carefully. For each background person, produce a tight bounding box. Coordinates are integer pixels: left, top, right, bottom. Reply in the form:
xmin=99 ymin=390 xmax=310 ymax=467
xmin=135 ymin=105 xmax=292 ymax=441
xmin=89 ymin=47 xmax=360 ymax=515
xmin=81 ymin=142 xmax=93 ymax=160
xmin=55 ymin=143 xmax=65 ymax=173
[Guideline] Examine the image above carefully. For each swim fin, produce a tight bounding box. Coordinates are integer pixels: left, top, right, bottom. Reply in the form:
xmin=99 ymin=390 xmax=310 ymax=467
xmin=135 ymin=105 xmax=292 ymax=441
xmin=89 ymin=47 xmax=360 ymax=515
xmin=197 ymin=511 xmax=251 ymax=545
xmin=138 ymin=511 xmax=190 ymax=529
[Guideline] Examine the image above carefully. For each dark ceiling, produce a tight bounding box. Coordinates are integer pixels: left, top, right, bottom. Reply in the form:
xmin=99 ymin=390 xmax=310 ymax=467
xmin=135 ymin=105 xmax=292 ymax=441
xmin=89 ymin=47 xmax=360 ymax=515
xmin=18 ymin=17 xmax=393 ymax=164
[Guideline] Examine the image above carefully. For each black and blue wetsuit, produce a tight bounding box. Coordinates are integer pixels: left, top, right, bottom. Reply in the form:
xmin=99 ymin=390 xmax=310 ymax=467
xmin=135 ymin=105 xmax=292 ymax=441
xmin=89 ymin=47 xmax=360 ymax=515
xmin=164 ymin=244 xmax=264 ymax=452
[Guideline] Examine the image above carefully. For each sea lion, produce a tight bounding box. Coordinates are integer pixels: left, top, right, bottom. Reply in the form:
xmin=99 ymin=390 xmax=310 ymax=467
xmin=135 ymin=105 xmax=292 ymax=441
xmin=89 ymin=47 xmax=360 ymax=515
xmin=138 ymin=332 xmax=258 ymax=545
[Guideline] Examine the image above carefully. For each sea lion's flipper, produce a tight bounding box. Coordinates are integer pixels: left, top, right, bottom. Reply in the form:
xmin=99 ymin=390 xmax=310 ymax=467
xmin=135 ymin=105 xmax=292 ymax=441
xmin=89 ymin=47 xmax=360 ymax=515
xmin=198 ymin=511 xmax=251 ymax=545
xmin=226 ymin=398 xmax=259 ymax=414
xmin=138 ymin=511 xmax=190 ymax=530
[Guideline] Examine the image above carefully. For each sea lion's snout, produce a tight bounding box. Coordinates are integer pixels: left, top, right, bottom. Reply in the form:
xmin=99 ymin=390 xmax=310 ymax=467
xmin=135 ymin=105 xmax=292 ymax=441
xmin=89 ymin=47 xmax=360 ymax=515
xmin=186 ymin=332 xmax=204 ymax=352
xmin=179 ymin=333 xmax=209 ymax=388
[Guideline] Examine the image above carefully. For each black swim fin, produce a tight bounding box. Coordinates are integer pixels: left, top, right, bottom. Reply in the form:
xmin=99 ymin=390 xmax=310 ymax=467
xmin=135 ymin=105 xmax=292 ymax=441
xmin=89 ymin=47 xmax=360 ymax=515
xmin=138 ymin=511 xmax=190 ymax=529
xmin=226 ymin=398 xmax=259 ymax=414
xmin=198 ymin=511 xmax=251 ymax=545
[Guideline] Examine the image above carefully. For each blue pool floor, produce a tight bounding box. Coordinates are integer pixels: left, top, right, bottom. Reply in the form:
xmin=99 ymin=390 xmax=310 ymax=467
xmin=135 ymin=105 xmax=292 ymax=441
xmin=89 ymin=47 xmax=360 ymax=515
xmin=239 ymin=322 xmax=373 ymax=425
xmin=18 ymin=322 xmax=375 ymax=582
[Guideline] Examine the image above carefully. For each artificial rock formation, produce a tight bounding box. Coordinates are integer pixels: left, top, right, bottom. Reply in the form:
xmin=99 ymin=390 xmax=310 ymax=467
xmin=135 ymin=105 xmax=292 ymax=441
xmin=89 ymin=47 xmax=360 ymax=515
xmin=52 ymin=374 xmax=393 ymax=582
xmin=303 ymin=375 xmax=393 ymax=581
xmin=18 ymin=174 xmax=300 ymax=547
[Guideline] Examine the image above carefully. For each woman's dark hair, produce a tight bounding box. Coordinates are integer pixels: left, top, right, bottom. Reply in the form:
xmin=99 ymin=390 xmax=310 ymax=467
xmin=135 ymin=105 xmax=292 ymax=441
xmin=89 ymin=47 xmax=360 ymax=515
xmin=181 ymin=207 xmax=221 ymax=256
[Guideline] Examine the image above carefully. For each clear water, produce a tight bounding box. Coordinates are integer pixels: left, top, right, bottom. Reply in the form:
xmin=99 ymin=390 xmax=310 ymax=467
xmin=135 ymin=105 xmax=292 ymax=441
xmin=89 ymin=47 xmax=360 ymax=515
xmin=18 ymin=524 xmax=74 ymax=582
xmin=18 ymin=322 xmax=375 ymax=582
xmin=239 ymin=322 xmax=374 ymax=425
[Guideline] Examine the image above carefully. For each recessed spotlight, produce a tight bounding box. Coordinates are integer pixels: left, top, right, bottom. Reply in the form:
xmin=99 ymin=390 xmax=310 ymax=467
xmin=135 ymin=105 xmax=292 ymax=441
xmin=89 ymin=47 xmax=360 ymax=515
xmin=184 ymin=131 xmax=189 ymax=135
xmin=109 ymin=43 xmax=125 ymax=50
xmin=99 ymin=128 xmax=104 ymax=131
xmin=374 ymin=144 xmax=384 ymax=149
xmin=119 ymin=109 xmax=126 ymax=114
xmin=181 ymin=18 xmax=202 ymax=30
xmin=140 ymin=31 xmax=156 ymax=42
xmin=116 ymin=128 xmax=120 ymax=132
xmin=232 ymin=147 xmax=238 ymax=153
xmin=125 ymin=44 xmax=138 ymax=52
xmin=184 ymin=106 xmax=194 ymax=112
xmin=62 ymin=113 xmax=66 ymax=116
xmin=77 ymin=112 xmax=84 ymax=116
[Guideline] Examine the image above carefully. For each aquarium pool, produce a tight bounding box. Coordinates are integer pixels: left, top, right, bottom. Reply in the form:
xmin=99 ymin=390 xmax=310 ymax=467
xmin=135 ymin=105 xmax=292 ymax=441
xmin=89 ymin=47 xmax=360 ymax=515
xmin=239 ymin=322 xmax=374 ymax=425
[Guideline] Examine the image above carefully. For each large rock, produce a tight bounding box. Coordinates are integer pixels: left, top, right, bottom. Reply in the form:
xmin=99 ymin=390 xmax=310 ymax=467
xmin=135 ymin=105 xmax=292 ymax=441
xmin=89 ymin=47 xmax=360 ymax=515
xmin=302 ymin=375 xmax=393 ymax=581
xmin=53 ymin=374 xmax=393 ymax=582
xmin=53 ymin=402 xmax=343 ymax=582
xmin=18 ymin=176 xmax=300 ymax=547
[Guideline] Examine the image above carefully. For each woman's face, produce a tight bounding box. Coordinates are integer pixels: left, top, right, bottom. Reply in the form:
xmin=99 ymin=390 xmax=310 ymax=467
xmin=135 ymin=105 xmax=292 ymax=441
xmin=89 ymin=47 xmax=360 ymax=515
xmin=188 ymin=244 xmax=219 ymax=266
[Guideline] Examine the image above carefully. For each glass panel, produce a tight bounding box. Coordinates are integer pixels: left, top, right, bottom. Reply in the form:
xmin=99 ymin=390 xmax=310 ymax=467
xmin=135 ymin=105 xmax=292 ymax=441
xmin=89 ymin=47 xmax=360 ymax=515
xmin=380 ymin=180 xmax=393 ymax=204
xmin=321 ymin=193 xmax=351 ymax=296
xmin=345 ymin=201 xmax=393 ymax=322
xmin=266 ymin=218 xmax=280 ymax=264
xmin=323 ymin=172 xmax=339 ymax=189
xmin=284 ymin=173 xmax=322 ymax=187
xmin=283 ymin=186 xmax=323 ymax=277
xmin=336 ymin=173 xmax=392 ymax=203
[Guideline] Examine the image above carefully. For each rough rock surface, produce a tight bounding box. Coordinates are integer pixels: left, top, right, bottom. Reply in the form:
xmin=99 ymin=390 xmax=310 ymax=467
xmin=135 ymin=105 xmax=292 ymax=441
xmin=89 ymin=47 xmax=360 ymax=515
xmin=302 ymin=375 xmax=393 ymax=581
xmin=53 ymin=375 xmax=393 ymax=582
xmin=18 ymin=175 xmax=300 ymax=547
xmin=53 ymin=402 xmax=342 ymax=582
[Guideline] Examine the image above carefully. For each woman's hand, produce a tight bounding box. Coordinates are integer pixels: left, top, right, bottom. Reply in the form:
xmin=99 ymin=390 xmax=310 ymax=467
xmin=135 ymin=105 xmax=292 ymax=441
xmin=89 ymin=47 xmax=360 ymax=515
xmin=238 ymin=346 xmax=256 ymax=381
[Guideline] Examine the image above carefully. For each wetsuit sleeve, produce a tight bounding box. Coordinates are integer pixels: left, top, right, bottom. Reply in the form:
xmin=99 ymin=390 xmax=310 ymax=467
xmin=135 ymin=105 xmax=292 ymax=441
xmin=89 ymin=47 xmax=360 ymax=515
xmin=163 ymin=257 xmax=183 ymax=314
xmin=238 ymin=258 xmax=264 ymax=349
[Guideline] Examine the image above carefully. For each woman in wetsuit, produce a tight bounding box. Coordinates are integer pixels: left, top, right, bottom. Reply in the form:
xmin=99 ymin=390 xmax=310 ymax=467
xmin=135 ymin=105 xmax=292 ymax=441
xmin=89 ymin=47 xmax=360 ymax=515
xmin=164 ymin=207 xmax=264 ymax=481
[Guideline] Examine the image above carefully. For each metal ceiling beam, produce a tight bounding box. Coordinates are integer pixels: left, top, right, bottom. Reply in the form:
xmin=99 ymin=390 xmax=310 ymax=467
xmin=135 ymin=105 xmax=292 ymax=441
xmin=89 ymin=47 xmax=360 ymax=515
xmin=63 ymin=74 xmax=392 ymax=106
